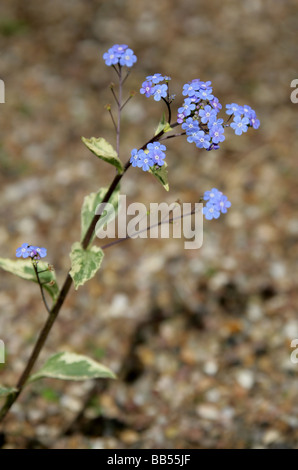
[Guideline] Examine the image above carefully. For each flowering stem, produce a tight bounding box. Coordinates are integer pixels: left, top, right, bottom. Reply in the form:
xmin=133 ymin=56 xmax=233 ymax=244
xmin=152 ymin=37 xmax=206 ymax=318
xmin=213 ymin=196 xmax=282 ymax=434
xmin=111 ymin=64 xmax=120 ymax=78
xmin=32 ymin=261 xmax=51 ymax=314
xmin=225 ymin=114 xmax=233 ymax=125
xmin=161 ymin=97 xmax=171 ymax=124
xmin=120 ymin=94 xmax=133 ymax=111
xmin=160 ymin=131 xmax=186 ymax=141
xmin=110 ymin=85 xmax=119 ymax=106
xmin=108 ymin=107 xmax=117 ymax=132
xmin=122 ymin=69 xmax=130 ymax=85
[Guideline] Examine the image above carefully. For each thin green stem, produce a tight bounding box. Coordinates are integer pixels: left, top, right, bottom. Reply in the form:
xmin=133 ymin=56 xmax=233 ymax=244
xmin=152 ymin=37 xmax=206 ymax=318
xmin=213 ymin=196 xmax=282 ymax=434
xmin=160 ymin=131 xmax=186 ymax=141
xmin=122 ymin=69 xmax=130 ymax=85
xmin=110 ymin=86 xmax=119 ymax=106
xmin=108 ymin=108 xmax=117 ymax=132
xmin=32 ymin=261 xmax=51 ymax=314
xmin=120 ymin=94 xmax=133 ymax=111
xmin=162 ymin=97 xmax=171 ymax=124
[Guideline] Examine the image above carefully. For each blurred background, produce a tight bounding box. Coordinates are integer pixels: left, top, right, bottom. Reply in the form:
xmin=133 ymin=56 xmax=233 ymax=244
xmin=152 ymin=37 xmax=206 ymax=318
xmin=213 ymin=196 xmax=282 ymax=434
xmin=0 ymin=0 xmax=298 ymax=449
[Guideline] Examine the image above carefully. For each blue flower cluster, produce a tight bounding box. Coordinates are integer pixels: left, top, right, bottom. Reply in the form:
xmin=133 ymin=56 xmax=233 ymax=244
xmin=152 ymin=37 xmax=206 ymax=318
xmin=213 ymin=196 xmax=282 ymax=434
xmin=177 ymin=79 xmax=260 ymax=149
xmin=139 ymin=74 xmax=259 ymax=151
xmin=130 ymin=141 xmax=166 ymax=172
xmin=226 ymin=103 xmax=260 ymax=135
xmin=103 ymin=44 xmax=137 ymax=67
xmin=140 ymin=74 xmax=171 ymax=102
xmin=202 ymin=188 xmax=231 ymax=220
xmin=177 ymin=79 xmax=227 ymax=151
xmin=16 ymin=243 xmax=47 ymax=259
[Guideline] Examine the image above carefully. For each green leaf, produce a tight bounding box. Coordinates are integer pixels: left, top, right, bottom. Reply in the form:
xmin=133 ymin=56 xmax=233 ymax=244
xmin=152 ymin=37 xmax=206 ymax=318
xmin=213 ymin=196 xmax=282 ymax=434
xmin=0 ymin=258 xmax=59 ymax=301
xmin=155 ymin=112 xmax=172 ymax=136
xmin=0 ymin=386 xmax=17 ymax=397
xmin=69 ymin=242 xmax=104 ymax=290
xmin=82 ymin=137 xmax=123 ymax=173
xmin=81 ymin=186 xmax=120 ymax=243
xmin=28 ymin=352 xmax=116 ymax=382
xmin=149 ymin=162 xmax=169 ymax=191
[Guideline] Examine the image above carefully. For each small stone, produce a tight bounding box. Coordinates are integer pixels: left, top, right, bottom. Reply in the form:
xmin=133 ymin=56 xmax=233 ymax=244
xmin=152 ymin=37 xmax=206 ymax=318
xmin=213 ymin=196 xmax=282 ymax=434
xmin=196 ymin=404 xmax=220 ymax=421
xmin=263 ymin=429 xmax=281 ymax=445
xmin=119 ymin=429 xmax=140 ymax=445
xmin=60 ymin=395 xmax=82 ymax=413
xmin=204 ymin=360 xmax=218 ymax=376
xmin=109 ymin=294 xmax=129 ymax=317
xmin=236 ymin=370 xmax=255 ymax=389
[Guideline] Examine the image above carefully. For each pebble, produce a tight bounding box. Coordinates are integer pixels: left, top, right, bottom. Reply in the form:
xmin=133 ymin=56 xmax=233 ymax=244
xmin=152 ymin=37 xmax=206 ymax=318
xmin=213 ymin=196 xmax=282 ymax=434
xmin=236 ymin=370 xmax=255 ymax=389
xmin=60 ymin=395 xmax=82 ymax=413
xmin=204 ymin=360 xmax=218 ymax=376
xmin=263 ymin=429 xmax=281 ymax=446
xmin=196 ymin=404 xmax=220 ymax=421
xmin=109 ymin=293 xmax=129 ymax=317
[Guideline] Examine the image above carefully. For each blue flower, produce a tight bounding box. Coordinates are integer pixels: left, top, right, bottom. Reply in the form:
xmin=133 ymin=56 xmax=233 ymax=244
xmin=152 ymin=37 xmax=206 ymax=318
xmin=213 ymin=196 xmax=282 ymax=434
xmin=226 ymin=103 xmax=244 ymax=116
xmin=203 ymin=188 xmax=223 ymax=203
xmin=146 ymin=142 xmax=166 ymax=166
xmin=210 ymin=97 xmax=222 ymax=113
xmin=182 ymin=82 xmax=201 ymax=97
xmin=218 ymin=195 xmax=231 ymax=214
xmin=199 ymin=81 xmax=212 ymax=90
xmin=16 ymin=243 xmax=47 ymax=259
xmin=197 ymin=88 xmax=214 ymax=101
xmin=112 ymin=44 xmax=128 ymax=55
xmin=152 ymin=84 xmax=168 ymax=101
xmin=203 ymin=201 xmax=220 ymax=220
xmin=209 ymin=122 xmax=225 ymax=143
xmin=119 ymin=48 xmax=137 ymax=67
xmin=146 ymin=73 xmax=165 ymax=84
xmin=208 ymin=117 xmax=224 ymax=128
xmin=16 ymin=243 xmax=30 ymax=258
xmin=140 ymin=81 xmax=155 ymax=98
xmin=195 ymin=131 xmax=211 ymax=149
xmin=242 ymin=105 xmax=260 ymax=129
xmin=137 ymin=151 xmax=154 ymax=172
xmin=182 ymin=117 xmax=199 ymax=134
xmin=202 ymin=188 xmax=231 ymax=220
xmin=29 ymin=246 xmax=47 ymax=259
xmin=130 ymin=148 xmax=140 ymax=167
xmin=103 ymin=45 xmax=137 ymax=67
xmin=230 ymin=115 xmax=250 ymax=135
xmin=148 ymin=149 xmax=165 ymax=166
xmin=186 ymin=130 xmax=201 ymax=144
xmin=242 ymin=104 xmax=255 ymax=119
xmin=250 ymin=115 xmax=260 ymax=129
xmin=103 ymin=48 xmax=119 ymax=66
xmin=177 ymin=112 xmax=186 ymax=124
xmin=198 ymin=105 xmax=217 ymax=124
xmin=178 ymin=98 xmax=196 ymax=117
xmin=147 ymin=142 xmax=166 ymax=153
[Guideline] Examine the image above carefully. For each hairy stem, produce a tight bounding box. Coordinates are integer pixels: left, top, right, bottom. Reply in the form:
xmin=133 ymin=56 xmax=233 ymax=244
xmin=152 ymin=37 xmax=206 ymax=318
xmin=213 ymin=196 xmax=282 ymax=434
xmin=32 ymin=261 xmax=51 ymax=314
